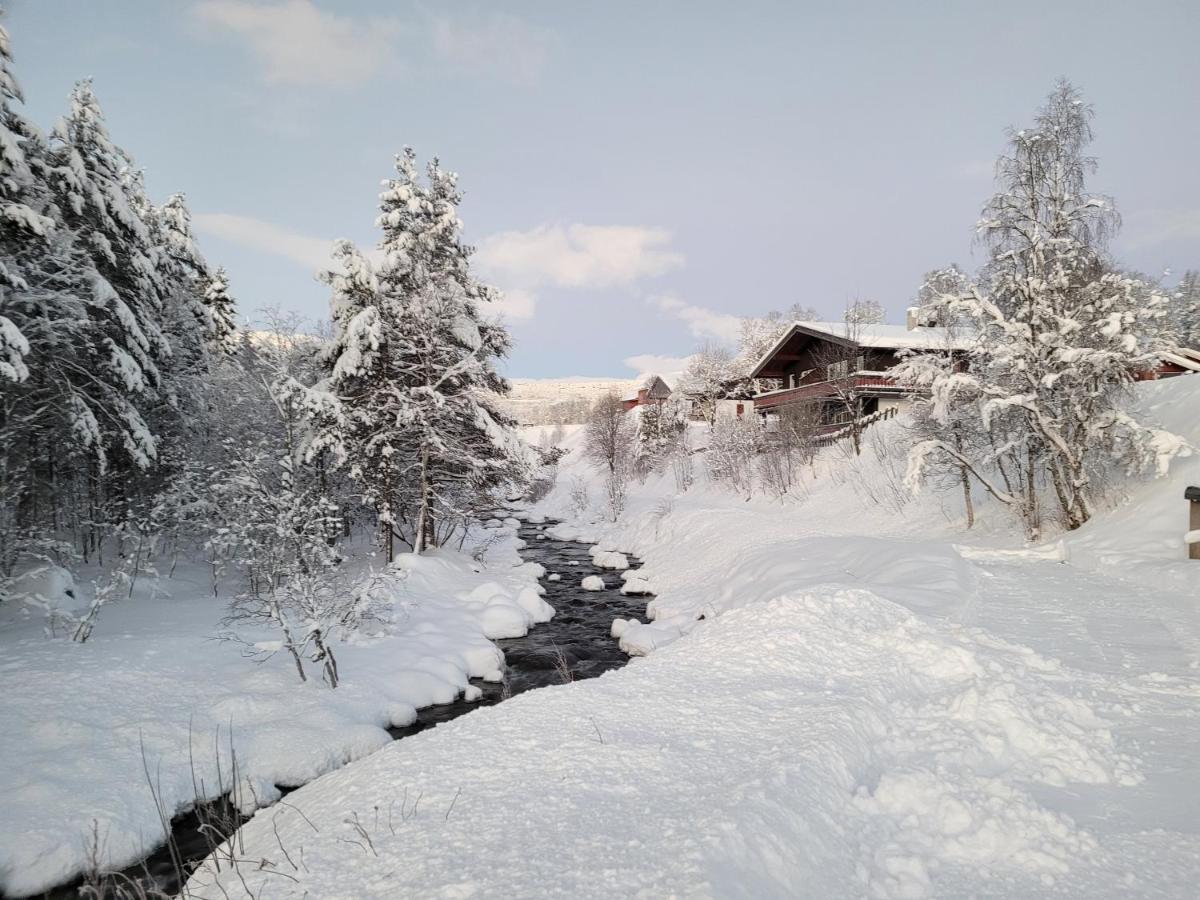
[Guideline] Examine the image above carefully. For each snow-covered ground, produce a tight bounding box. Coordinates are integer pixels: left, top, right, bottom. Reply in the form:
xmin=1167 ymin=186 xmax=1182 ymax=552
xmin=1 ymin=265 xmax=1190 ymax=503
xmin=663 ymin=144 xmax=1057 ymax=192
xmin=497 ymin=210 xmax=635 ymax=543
xmin=0 ymin=522 xmax=548 ymax=897
xmin=184 ymin=376 xmax=1199 ymax=899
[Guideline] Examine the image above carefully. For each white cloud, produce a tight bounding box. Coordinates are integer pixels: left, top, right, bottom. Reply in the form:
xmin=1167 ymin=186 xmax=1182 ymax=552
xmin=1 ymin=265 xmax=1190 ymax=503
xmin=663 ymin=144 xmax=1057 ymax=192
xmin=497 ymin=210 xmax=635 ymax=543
xmin=491 ymin=287 xmax=537 ymax=320
xmin=193 ymin=213 xmax=536 ymax=319
xmin=650 ymin=294 xmax=741 ymax=344
xmin=191 ymin=0 xmax=403 ymax=87
xmin=431 ymin=13 xmax=553 ymax=85
xmin=1121 ymin=209 xmax=1200 ymax=250
xmin=193 ymin=211 xmax=338 ymax=271
xmin=476 ymin=224 xmax=684 ymax=291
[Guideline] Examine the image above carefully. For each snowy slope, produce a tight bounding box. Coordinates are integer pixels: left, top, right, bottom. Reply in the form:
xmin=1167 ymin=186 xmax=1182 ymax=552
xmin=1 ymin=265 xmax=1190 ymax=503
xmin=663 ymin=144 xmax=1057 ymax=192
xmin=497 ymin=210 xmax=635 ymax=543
xmin=187 ymin=377 xmax=1200 ymax=898
xmin=491 ymin=377 xmax=639 ymax=424
xmin=0 ymin=524 xmax=546 ymax=897
xmin=1061 ymin=376 xmax=1200 ymax=595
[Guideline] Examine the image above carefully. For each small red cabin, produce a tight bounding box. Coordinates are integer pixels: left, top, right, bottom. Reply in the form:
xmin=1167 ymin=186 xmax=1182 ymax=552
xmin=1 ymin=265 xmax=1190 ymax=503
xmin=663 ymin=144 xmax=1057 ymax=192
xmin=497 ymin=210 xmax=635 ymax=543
xmin=622 ymin=375 xmax=673 ymax=411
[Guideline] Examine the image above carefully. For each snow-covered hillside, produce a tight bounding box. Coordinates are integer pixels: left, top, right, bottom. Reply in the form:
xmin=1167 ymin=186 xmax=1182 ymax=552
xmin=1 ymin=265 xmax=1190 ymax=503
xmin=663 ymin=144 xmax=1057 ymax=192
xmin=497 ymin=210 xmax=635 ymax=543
xmin=492 ymin=377 xmax=640 ymax=425
xmin=187 ymin=376 xmax=1200 ymax=899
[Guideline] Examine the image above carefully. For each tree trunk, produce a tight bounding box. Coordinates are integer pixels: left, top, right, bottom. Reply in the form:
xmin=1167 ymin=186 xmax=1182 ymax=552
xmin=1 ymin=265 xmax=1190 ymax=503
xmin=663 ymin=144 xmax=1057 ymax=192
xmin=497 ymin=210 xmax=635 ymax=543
xmin=382 ymin=459 xmax=394 ymax=564
xmin=415 ymin=444 xmax=431 ymax=555
xmin=954 ymin=431 xmax=974 ymax=528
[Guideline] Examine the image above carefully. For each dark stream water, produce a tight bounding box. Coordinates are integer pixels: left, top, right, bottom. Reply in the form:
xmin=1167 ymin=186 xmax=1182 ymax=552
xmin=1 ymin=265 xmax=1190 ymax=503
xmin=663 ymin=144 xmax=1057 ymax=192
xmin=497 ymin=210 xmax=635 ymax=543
xmin=37 ymin=517 xmax=648 ymax=899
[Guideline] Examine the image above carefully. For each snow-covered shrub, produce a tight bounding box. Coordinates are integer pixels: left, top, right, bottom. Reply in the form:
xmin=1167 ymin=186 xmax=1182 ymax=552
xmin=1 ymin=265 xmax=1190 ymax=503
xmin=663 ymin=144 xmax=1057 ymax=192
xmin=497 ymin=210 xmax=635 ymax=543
xmin=526 ymin=444 xmax=567 ymax=503
xmin=670 ymin=426 xmax=695 ymax=492
xmin=756 ymin=404 xmax=821 ymax=498
xmin=71 ymin=520 xmax=157 ymax=643
xmin=584 ymin=393 xmax=635 ymax=522
xmin=633 ymin=395 xmax=687 ymax=478
xmin=568 ymin=475 xmax=591 ymax=517
xmin=707 ymin=414 xmax=761 ymax=496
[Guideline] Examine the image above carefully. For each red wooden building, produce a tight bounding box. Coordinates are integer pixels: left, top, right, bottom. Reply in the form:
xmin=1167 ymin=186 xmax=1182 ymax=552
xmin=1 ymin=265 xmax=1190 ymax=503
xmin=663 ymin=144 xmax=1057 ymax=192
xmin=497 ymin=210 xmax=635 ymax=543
xmin=1135 ymin=347 xmax=1200 ymax=380
xmin=622 ymin=375 xmax=673 ymax=411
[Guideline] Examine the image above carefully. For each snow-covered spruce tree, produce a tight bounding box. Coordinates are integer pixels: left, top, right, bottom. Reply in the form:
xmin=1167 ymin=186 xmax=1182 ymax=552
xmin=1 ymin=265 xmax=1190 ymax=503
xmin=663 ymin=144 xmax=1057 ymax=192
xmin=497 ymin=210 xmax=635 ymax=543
xmin=0 ymin=14 xmax=51 ymax=384
xmin=45 ymin=80 xmax=170 ymax=476
xmin=900 ymin=82 xmax=1181 ymax=536
xmin=0 ymin=14 xmax=58 ymax=575
xmin=155 ymin=192 xmax=224 ymax=355
xmin=203 ymin=265 xmax=239 ymax=354
xmin=633 ymin=392 xmax=686 ymax=477
xmin=321 ymin=149 xmax=527 ymax=559
xmin=1169 ymin=271 xmax=1200 ymax=349
xmin=136 ymin=187 xmax=225 ymax=498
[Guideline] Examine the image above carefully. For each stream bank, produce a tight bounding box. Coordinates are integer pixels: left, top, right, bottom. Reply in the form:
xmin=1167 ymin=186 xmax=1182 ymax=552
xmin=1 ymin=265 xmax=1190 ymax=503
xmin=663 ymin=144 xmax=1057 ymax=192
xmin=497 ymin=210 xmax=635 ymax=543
xmin=39 ymin=517 xmax=648 ymax=899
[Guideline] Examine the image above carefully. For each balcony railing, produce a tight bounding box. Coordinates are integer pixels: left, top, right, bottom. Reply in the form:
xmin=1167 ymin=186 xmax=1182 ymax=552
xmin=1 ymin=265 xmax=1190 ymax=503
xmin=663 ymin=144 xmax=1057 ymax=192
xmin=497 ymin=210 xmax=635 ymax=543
xmin=753 ymin=372 xmax=917 ymax=409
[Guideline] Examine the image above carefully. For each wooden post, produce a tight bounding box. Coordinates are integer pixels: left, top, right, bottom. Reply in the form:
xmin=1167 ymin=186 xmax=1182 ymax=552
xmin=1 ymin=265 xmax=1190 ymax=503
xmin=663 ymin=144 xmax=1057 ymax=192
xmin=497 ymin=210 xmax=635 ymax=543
xmin=1187 ymin=486 xmax=1200 ymax=561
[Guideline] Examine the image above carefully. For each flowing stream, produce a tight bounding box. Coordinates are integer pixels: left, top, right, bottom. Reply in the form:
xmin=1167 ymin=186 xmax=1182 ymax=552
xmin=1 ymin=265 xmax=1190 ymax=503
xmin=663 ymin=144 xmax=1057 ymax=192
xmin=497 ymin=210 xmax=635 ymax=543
xmin=43 ymin=517 xmax=648 ymax=899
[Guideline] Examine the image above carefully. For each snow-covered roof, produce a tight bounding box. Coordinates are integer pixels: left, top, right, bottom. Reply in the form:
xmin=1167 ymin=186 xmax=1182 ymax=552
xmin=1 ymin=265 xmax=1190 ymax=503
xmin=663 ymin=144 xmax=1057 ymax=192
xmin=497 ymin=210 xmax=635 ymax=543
xmin=750 ymin=321 xmax=974 ymax=379
xmin=1158 ymin=349 xmax=1200 ymax=372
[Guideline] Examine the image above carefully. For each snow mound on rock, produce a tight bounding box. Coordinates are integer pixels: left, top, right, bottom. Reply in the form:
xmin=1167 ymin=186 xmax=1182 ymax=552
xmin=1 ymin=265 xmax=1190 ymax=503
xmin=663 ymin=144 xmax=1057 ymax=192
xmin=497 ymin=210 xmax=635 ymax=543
xmin=590 ymin=547 xmax=629 ymax=569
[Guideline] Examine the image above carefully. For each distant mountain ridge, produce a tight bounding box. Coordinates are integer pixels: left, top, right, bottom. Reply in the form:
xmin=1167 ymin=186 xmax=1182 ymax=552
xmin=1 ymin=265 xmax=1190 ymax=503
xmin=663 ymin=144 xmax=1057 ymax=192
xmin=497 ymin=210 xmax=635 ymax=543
xmin=493 ymin=377 xmax=641 ymax=425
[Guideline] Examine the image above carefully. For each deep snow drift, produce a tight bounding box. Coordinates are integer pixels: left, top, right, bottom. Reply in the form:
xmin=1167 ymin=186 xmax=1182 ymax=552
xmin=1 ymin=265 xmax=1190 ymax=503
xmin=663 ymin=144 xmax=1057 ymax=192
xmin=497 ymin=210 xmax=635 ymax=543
xmin=0 ymin=522 xmax=547 ymax=897
xmin=184 ymin=377 xmax=1199 ymax=898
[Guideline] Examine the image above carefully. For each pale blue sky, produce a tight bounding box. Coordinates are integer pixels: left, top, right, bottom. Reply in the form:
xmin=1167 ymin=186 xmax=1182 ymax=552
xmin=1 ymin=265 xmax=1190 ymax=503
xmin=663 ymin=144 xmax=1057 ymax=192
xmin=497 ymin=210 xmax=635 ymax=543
xmin=6 ymin=1 xmax=1199 ymax=377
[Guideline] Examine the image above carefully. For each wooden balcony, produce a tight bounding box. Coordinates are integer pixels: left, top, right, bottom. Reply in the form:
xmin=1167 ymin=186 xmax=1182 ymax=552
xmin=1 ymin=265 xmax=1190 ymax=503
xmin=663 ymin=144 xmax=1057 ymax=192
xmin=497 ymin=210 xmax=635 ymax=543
xmin=753 ymin=372 xmax=916 ymax=410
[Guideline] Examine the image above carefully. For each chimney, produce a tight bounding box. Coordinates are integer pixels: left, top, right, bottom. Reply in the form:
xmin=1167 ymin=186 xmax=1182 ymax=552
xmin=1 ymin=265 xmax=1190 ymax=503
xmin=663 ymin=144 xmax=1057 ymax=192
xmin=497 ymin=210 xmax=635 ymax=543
xmin=906 ymin=306 xmax=920 ymax=331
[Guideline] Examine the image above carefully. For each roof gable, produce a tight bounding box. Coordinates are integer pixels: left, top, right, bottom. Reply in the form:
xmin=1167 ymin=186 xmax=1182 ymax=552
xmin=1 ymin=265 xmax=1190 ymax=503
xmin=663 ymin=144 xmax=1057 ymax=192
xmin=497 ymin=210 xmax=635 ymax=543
xmin=749 ymin=320 xmax=972 ymax=379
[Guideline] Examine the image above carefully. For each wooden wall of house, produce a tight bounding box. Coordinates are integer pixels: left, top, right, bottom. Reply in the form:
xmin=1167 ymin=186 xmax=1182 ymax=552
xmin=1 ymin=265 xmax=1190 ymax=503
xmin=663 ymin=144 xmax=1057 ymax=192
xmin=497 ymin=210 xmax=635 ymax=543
xmin=763 ymin=334 xmax=899 ymax=387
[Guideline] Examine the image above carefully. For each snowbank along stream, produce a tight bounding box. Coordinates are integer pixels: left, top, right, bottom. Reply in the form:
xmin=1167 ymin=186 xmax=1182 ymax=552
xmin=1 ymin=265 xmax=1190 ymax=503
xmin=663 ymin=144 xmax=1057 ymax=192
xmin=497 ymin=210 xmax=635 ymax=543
xmin=42 ymin=516 xmax=650 ymax=899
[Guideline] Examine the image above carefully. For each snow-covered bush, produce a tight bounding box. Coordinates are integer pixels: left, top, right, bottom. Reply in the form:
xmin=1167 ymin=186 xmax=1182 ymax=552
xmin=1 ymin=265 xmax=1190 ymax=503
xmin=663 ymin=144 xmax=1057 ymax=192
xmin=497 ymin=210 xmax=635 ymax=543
xmin=584 ymin=392 xmax=636 ymax=521
xmin=526 ymin=444 xmax=567 ymax=503
xmin=633 ymin=395 xmax=687 ymax=478
xmin=707 ymin=414 xmax=761 ymax=496
xmin=215 ymin=450 xmax=376 ymax=687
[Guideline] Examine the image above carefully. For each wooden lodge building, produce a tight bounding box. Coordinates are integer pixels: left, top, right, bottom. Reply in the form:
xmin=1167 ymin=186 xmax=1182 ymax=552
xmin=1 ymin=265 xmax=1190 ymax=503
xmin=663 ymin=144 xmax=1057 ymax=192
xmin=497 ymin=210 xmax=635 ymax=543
xmin=748 ymin=317 xmax=1199 ymax=433
xmin=748 ymin=317 xmax=970 ymax=430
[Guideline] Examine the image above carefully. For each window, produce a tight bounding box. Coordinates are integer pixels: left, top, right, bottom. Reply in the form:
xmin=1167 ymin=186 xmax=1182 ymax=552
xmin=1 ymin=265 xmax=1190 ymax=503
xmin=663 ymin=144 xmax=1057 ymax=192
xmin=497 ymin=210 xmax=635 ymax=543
xmin=827 ymin=356 xmax=864 ymax=380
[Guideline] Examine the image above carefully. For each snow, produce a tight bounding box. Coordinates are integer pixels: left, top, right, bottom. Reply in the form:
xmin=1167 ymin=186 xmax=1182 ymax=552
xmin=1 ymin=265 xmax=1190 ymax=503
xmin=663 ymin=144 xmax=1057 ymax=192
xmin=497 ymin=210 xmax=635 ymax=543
xmin=619 ymin=572 xmax=654 ymax=595
xmin=1058 ymin=376 xmax=1200 ymax=593
xmin=0 ymin=524 xmax=545 ymax=897
xmin=186 ymin=376 xmax=1200 ymax=899
xmin=580 ymin=574 xmax=605 ymax=591
xmin=588 ymin=547 xmax=629 ymax=569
